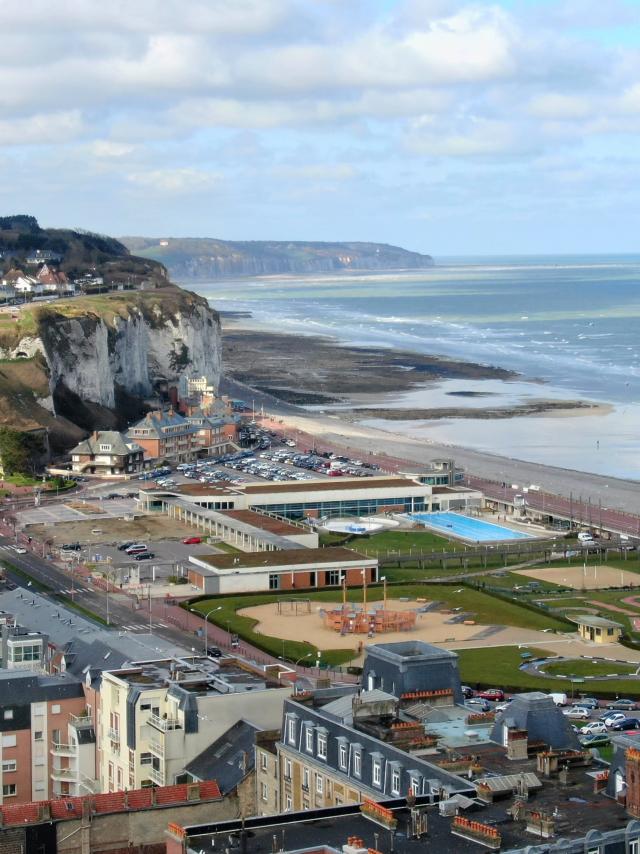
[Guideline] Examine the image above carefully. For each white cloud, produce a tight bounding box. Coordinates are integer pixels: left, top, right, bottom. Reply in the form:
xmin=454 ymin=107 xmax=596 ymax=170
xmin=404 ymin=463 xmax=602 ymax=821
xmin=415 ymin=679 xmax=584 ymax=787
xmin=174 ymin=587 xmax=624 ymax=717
xmin=126 ymin=168 xmax=222 ymax=194
xmin=528 ymin=93 xmax=593 ymax=120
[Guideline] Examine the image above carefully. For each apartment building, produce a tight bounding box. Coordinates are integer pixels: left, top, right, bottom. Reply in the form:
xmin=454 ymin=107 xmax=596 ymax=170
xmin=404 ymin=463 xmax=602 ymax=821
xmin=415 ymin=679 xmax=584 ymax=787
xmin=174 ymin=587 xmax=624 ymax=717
xmin=0 ymin=671 xmax=87 ymax=805
xmin=260 ymin=641 xmax=474 ymax=816
xmin=98 ymin=656 xmax=291 ymax=793
xmin=127 ymin=409 xmax=201 ymax=462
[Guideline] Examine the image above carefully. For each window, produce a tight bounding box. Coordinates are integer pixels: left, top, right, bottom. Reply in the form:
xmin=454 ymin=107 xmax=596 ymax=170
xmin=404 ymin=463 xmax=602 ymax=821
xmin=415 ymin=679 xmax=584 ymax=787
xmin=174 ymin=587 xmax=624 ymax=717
xmin=140 ymin=753 xmax=152 ymax=765
xmin=2 ymin=784 xmax=16 ymax=797
xmin=284 ymin=759 xmax=292 ymax=781
xmin=260 ymin=752 xmax=268 ymax=771
xmin=286 ymin=795 xmax=292 ymax=811
xmin=391 ymin=768 xmax=401 ymax=795
xmin=410 ymin=776 xmax=420 ymax=796
xmin=2 ymin=735 xmax=16 ymax=748
xmin=373 ymin=759 xmax=382 ymax=787
xmin=52 ymin=704 xmax=61 ymax=714
xmin=302 ymin=768 xmax=309 ymax=789
xmin=630 ymin=841 xmax=640 ymax=854
xmin=317 ymin=732 xmax=327 ymax=760
xmin=305 ymin=728 xmax=314 ymax=753
xmin=316 ymin=774 xmax=323 ymax=795
xmin=287 ymin=718 xmax=296 ymax=745
xmin=339 ymin=743 xmax=347 ymax=770
xmin=8 ymin=643 xmax=40 ymax=663
xmin=353 ymin=751 xmax=362 ymax=777
xmin=269 ymin=573 xmax=280 ymax=590
xmin=3 ymin=710 xmax=13 ymax=720
xmin=261 ymin=783 xmax=268 ymax=802
xmin=326 ymin=570 xmax=340 ymax=586
xmin=2 ymin=761 xmax=16 ymax=773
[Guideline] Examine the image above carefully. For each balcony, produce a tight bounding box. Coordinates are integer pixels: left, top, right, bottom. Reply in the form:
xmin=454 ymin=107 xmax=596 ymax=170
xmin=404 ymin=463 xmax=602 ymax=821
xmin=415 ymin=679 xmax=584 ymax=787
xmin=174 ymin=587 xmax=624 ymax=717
xmin=70 ymin=714 xmax=93 ymax=729
xmin=107 ymin=728 xmax=120 ymax=743
xmin=148 ymin=713 xmax=181 ymax=732
xmin=51 ymin=766 xmax=78 ymax=781
xmin=148 ymin=740 xmax=164 ymax=758
xmin=149 ymin=766 xmax=165 ymax=786
xmin=51 ymin=743 xmax=76 ymax=757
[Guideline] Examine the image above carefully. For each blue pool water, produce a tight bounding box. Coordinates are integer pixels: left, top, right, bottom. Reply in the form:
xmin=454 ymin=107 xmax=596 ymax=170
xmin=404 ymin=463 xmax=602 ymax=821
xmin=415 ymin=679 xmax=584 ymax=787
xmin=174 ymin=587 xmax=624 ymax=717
xmin=410 ymin=512 xmax=534 ymax=542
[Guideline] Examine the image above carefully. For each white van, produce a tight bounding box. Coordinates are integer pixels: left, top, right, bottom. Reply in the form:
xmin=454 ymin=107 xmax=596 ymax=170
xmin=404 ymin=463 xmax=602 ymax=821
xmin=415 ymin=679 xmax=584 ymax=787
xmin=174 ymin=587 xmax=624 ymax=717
xmin=550 ymin=692 xmax=568 ymax=706
xmin=578 ymin=532 xmax=594 ymax=543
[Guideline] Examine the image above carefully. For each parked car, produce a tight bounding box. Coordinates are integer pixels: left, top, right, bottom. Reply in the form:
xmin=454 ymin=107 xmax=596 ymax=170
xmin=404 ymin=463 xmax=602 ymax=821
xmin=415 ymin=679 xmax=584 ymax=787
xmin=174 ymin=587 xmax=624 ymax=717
xmin=606 ymin=699 xmax=638 ymax=711
xmin=461 ymin=685 xmax=474 ymax=699
xmin=125 ymin=544 xmax=148 ymax=555
xmin=575 ymin=697 xmax=599 ymax=710
xmin=207 ymin=646 xmax=222 ymax=658
xmin=13 ymin=546 xmax=27 ymax=554
xmin=61 ymin=542 xmax=81 ymax=551
xmin=133 ymin=552 xmax=155 ymax=561
xmin=601 ymin=712 xmax=627 ymax=727
xmin=465 ymin=699 xmax=491 ymax=712
xmin=563 ymin=706 xmax=590 ymax=720
xmin=611 ymin=717 xmax=640 ymax=731
xmin=580 ymin=733 xmax=610 ymax=747
xmin=580 ymin=721 xmax=608 ymax=735
xmin=183 ymin=536 xmax=202 ymax=545
xmin=118 ymin=542 xmax=135 ymax=551
xmin=476 ymin=688 xmax=505 ymax=702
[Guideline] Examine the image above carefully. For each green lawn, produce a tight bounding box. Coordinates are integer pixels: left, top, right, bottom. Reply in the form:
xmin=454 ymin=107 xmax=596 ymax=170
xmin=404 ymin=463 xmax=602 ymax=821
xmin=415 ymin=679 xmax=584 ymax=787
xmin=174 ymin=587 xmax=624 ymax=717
xmin=187 ymin=582 xmax=569 ymax=667
xmin=457 ymin=646 xmax=640 ymax=698
xmin=541 ymin=658 xmax=638 ymax=678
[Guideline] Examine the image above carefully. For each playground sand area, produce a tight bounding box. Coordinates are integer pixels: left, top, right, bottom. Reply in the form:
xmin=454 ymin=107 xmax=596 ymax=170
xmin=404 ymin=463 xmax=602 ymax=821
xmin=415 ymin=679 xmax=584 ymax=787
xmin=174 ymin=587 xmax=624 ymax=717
xmin=239 ymin=597 xmax=570 ymax=654
xmin=513 ymin=564 xmax=640 ymax=591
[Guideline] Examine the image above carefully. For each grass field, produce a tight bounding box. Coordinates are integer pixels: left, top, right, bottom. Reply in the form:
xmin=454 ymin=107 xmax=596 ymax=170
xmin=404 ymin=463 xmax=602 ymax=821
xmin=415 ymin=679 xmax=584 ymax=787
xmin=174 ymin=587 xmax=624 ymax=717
xmin=541 ymin=658 xmax=638 ymax=678
xmin=188 ymin=582 xmax=570 ymax=667
xmin=457 ymin=646 xmax=640 ymax=697
xmin=320 ymin=529 xmax=461 ymax=553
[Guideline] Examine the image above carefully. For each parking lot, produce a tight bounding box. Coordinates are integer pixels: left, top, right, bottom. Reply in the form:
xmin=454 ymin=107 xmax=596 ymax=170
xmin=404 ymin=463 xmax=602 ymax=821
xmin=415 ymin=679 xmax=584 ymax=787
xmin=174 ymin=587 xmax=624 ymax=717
xmin=94 ymin=538 xmax=215 ymax=569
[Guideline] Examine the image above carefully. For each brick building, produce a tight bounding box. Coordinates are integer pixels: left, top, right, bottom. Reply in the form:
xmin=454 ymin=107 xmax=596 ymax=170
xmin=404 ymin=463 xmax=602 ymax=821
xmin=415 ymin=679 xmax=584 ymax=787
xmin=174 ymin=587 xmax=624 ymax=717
xmin=127 ymin=409 xmax=201 ymax=463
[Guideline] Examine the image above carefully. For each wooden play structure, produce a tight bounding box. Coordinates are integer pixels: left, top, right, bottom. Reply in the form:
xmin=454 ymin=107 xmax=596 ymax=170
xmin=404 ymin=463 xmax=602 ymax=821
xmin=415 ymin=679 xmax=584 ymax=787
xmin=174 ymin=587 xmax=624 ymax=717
xmin=322 ymin=575 xmax=416 ymax=636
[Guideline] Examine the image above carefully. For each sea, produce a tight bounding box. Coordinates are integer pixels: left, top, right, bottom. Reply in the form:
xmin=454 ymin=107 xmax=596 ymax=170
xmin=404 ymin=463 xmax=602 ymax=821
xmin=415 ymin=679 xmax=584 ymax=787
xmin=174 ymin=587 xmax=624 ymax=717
xmin=192 ymin=255 xmax=640 ymax=480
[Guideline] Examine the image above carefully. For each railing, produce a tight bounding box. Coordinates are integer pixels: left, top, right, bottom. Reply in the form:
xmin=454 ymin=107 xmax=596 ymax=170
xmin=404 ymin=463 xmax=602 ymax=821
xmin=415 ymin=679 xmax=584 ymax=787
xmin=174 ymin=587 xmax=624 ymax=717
xmin=70 ymin=714 xmax=93 ymax=728
xmin=107 ymin=728 xmax=120 ymax=743
xmin=51 ymin=766 xmax=78 ymax=781
xmin=149 ymin=766 xmax=165 ymax=786
xmin=51 ymin=743 xmax=76 ymax=756
xmin=149 ymin=740 xmax=165 ymax=757
xmin=148 ymin=713 xmax=181 ymax=732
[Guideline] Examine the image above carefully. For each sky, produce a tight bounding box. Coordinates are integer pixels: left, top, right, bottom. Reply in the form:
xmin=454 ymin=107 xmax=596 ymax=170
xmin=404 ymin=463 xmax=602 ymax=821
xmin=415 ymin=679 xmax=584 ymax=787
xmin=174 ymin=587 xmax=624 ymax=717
xmin=1 ymin=0 xmax=640 ymax=255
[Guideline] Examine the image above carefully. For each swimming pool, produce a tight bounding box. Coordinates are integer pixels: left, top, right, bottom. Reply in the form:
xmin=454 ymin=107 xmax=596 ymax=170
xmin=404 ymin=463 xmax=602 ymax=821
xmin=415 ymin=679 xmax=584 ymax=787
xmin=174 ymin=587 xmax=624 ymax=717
xmin=410 ymin=511 xmax=534 ymax=542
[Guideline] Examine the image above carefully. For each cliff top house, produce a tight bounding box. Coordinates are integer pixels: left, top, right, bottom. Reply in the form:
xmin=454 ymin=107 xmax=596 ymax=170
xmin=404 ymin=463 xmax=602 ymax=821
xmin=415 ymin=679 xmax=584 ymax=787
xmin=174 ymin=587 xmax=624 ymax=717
xmin=127 ymin=408 xmax=201 ymax=463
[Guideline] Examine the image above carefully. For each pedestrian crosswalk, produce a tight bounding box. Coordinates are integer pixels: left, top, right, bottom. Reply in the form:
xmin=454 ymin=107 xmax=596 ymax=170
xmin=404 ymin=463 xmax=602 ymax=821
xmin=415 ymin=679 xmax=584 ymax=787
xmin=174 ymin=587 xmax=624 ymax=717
xmin=119 ymin=623 xmax=171 ymax=632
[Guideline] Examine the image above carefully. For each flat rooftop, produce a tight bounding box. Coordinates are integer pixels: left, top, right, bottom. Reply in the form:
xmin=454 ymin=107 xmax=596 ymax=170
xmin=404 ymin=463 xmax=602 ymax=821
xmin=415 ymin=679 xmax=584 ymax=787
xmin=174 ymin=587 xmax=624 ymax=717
xmin=241 ymin=477 xmax=424 ymax=495
xmin=191 ymin=546 xmax=372 ymax=570
xmin=219 ymin=509 xmax=303 ymax=536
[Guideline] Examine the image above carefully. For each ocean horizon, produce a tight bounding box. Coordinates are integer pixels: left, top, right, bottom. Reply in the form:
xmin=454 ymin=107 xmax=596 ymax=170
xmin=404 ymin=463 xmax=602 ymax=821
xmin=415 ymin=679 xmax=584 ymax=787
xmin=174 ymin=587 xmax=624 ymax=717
xmin=193 ymin=254 xmax=640 ymax=480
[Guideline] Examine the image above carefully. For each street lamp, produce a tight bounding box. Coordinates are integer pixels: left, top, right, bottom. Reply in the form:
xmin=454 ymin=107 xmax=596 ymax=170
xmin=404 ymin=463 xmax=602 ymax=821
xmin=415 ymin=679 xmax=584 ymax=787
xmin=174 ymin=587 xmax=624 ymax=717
xmin=191 ymin=606 xmax=222 ymax=656
xmin=295 ymin=652 xmax=313 ymax=667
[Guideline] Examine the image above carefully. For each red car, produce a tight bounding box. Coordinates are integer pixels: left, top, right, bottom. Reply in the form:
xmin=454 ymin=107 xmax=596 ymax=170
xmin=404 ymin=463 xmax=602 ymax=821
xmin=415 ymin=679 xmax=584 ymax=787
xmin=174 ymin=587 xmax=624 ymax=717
xmin=183 ymin=536 xmax=202 ymax=545
xmin=476 ymin=688 xmax=505 ymax=701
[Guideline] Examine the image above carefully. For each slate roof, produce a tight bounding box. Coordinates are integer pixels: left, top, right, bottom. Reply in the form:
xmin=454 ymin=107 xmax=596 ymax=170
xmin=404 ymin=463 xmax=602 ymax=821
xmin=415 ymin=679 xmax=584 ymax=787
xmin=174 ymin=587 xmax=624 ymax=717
xmin=71 ymin=431 xmax=141 ymax=456
xmin=490 ymin=691 xmax=581 ymax=750
xmin=185 ymin=720 xmax=259 ymax=793
xmin=0 ymin=671 xmax=84 ymax=708
xmin=128 ymin=409 xmax=198 ymax=438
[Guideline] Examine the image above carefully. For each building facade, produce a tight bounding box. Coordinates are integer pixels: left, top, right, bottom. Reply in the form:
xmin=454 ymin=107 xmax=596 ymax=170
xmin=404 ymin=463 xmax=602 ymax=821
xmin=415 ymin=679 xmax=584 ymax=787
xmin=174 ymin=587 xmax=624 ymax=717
xmin=69 ymin=430 xmax=144 ymax=477
xmin=127 ymin=410 xmax=201 ymax=462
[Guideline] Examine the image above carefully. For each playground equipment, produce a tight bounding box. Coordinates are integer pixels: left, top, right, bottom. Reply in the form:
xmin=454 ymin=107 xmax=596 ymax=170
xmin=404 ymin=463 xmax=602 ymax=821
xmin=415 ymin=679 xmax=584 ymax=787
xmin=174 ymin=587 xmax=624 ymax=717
xmin=322 ymin=574 xmax=416 ymax=636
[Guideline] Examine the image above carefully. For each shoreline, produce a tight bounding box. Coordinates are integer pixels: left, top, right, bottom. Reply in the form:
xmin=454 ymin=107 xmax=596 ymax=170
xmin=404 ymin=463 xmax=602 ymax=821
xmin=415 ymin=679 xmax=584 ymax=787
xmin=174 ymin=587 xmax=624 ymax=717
xmin=218 ymin=319 xmax=640 ymax=509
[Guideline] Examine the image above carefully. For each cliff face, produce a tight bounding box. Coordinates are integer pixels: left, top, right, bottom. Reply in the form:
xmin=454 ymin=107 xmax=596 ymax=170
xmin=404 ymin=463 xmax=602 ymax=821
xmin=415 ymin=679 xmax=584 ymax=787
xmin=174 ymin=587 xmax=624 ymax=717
xmin=121 ymin=238 xmax=434 ymax=280
xmin=0 ymin=286 xmax=221 ymax=423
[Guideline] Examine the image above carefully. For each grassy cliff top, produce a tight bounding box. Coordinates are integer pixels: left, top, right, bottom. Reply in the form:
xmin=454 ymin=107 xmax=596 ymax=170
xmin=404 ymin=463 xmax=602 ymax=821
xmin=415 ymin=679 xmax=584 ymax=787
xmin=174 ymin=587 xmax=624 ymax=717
xmin=0 ymin=285 xmax=214 ymax=350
